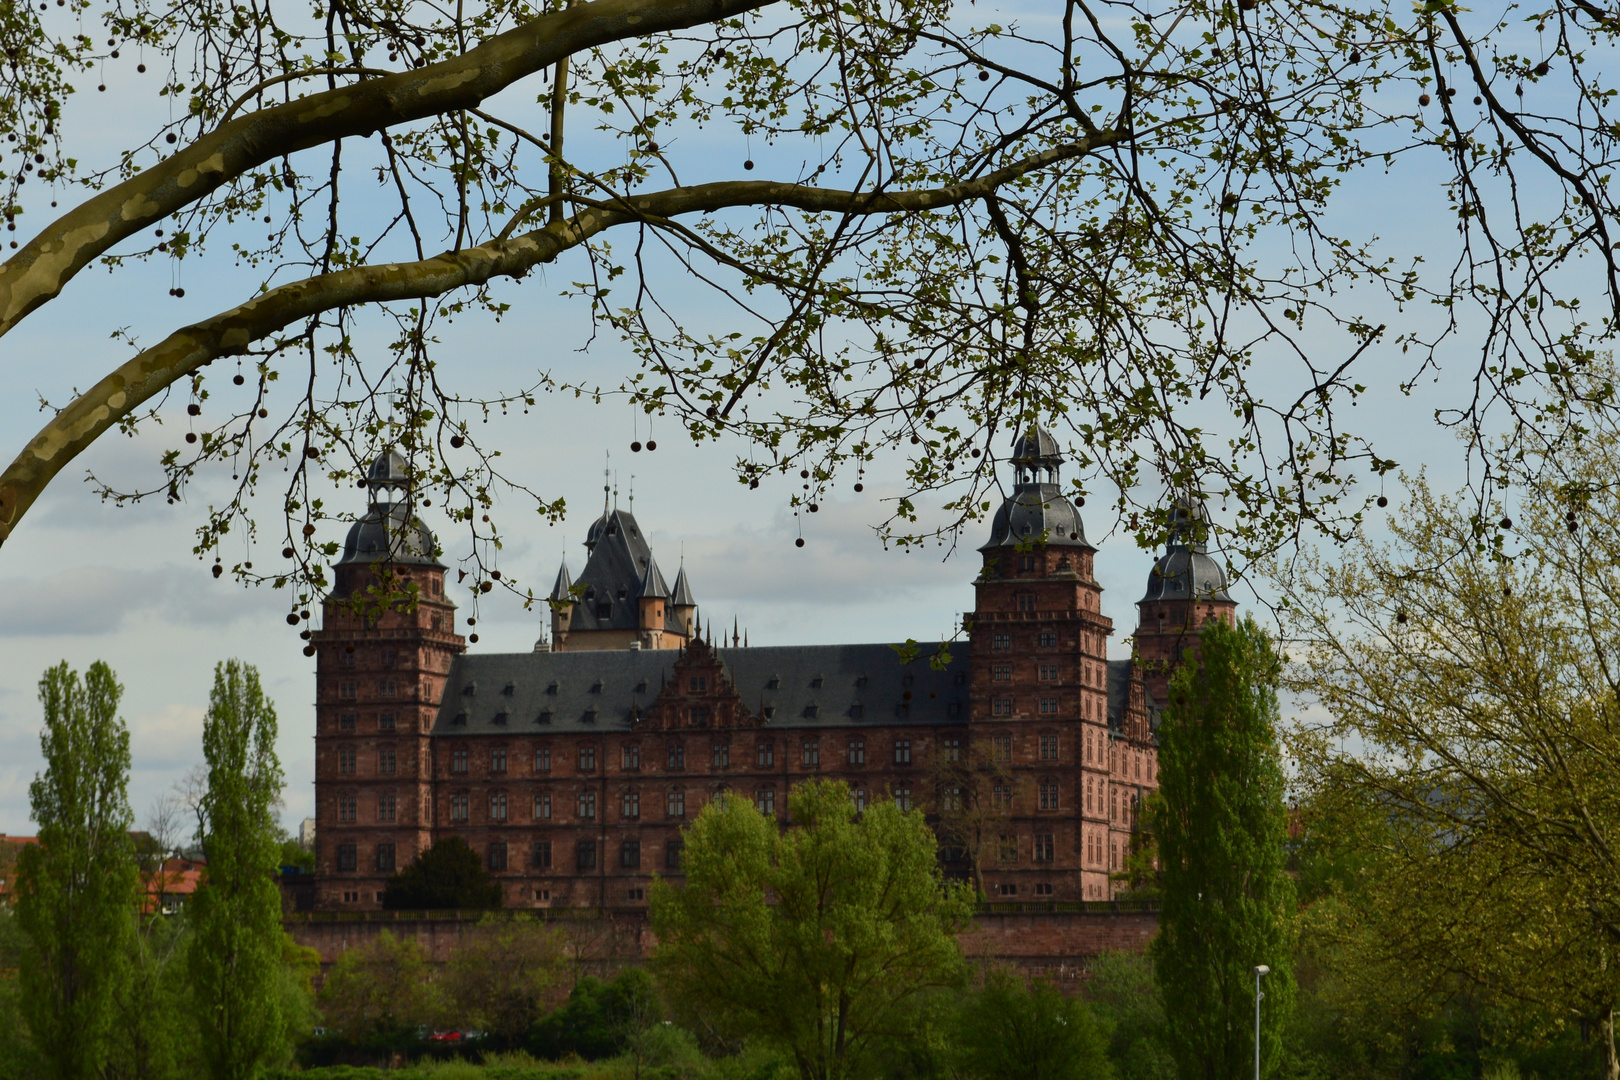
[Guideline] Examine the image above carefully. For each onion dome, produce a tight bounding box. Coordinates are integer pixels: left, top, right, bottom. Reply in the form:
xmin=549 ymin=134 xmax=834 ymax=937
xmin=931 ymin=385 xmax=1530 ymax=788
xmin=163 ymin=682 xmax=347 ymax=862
xmin=1139 ymin=494 xmax=1231 ymax=602
xmin=980 ymin=425 xmax=1090 ymax=550
xmin=671 ymin=565 xmax=696 ymax=607
xmin=549 ymin=560 xmax=573 ymax=603
xmin=337 ymin=449 xmax=442 ymax=566
xmin=639 ymin=557 xmax=671 ymax=600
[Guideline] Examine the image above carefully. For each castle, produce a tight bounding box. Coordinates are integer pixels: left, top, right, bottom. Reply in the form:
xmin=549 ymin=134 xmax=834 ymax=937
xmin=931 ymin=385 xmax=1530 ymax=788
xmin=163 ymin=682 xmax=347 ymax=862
xmin=306 ymin=430 xmax=1235 ymax=910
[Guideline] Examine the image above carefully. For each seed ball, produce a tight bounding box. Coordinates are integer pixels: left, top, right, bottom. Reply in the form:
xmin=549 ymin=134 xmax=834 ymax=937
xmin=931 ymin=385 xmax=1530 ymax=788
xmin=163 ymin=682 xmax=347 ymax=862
xmin=744 ymin=159 xmax=754 ymax=170
xmin=1377 ymin=495 xmax=1389 ymax=507
xmin=173 ymin=287 xmax=184 ymax=297
xmin=1500 ymin=516 xmax=1513 ymax=530
xmin=800 ymin=469 xmax=810 ymax=478
xmin=300 ymin=629 xmax=311 ymax=640
xmin=185 ymin=432 xmax=198 ymax=443
xmin=305 ymin=446 xmax=319 ymax=459
xmin=809 ymin=504 xmax=819 ymax=513
xmin=301 ymin=610 xmax=310 ymax=619
xmin=1074 ymin=496 xmax=1085 ymax=507
xmin=302 ymin=523 xmax=316 ymax=536
xmin=749 ymin=479 xmax=759 ymax=489
xmin=187 ymin=403 xmax=201 ymax=416
xmin=1474 ymin=95 xmax=1483 ymax=105
xmin=1535 ymin=61 xmax=1550 ymax=76
xmin=97 ymin=84 xmax=106 ymax=92
xmin=110 ymin=50 xmax=118 ymax=58
xmin=854 ymin=483 xmax=864 ymax=493
xmin=1419 ymin=94 xmax=1431 ymax=106
xmin=469 ymin=633 xmax=479 ymax=643
xmin=479 ymin=580 xmax=493 ymax=593
xmin=631 ymin=441 xmax=642 ymax=452
xmin=166 ymin=132 xmax=177 ymax=144
xmin=212 ymin=564 xmax=223 ymax=578
xmin=1396 ymin=612 xmax=1408 ymax=624
xmin=303 ymin=644 xmax=316 ymax=656
xmin=647 ymin=141 xmax=658 ymax=152
xmin=450 ymin=435 xmax=464 ymax=448
xmin=971 ymin=448 xmax=981 ymax=458
xmin=286 ymin=613 xmax=301 ymax=626
xmin=258 ymin=408 xmax=268 ymax=418
xmin=467 ymin=618 xmax=476 ymax=626
xmin=137 ymin=63 xmax=146 ymax=72
xmin=795 ymin=537 xmax=805 ymax=548
xmin=491 ymin=570 xmax=502 ymax=580
xmin=978 ymin=69 xmax=989 ymax=81
xmin=1350 ymin=49 xmax=1361 ymax=63
xmin=646 ymin=440 xmax=656 ymax=450
xmin=233 ymin=374 xmax=245 ymax=385
xmin=282 ymin=547 xmax=295 ymax=558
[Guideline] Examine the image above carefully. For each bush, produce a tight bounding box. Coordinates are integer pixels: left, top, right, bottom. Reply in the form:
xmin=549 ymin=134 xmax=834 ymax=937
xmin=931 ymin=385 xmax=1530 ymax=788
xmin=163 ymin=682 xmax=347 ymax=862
xmin=383 ymin=838 xmax=501 ymax=910
xmin=956 ymin=972 xmax=1114 ymax=1080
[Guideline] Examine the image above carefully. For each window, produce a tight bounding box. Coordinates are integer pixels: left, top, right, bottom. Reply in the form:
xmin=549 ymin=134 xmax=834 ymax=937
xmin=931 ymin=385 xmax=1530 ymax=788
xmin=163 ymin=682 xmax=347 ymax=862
xmin=802 ymin=740 xmax=820 ymax=766
xmin=1020 ymin=554 xmax=1036 ymax=571
xmin=1039 ymin=665 xmax=1060 ymax=681
xmin=535 ymin=747 xmax=552 ymax=772
xmin=665 ymin=840 xmax=685 ymax=870
xmin=337 ymin=844 xmax=357 ymax=872
xmin=667 ymin=788 xmax=686 ymax=818
xmin=577 ymin=791 xmax=597 ymax=820
xmin=1038 ymin=632 xmax=1058 ymax=647
xmin=893 ymin=787 xmax=912 ymax=812
xmin=1040 ymin=734 xmax=1059 ymax=760
xmin=339 ymin=712 xmax=356 ymax=731
xmin=712 ymin=743 xmax=731 ymax=768
xmin=993 ymin=665 xmax=1013 ymax=682
xmin=491 ymin=793 xmax=508 ymax=822
xmin=688 ymin=676 xmax=708 ymax=692
xmin=1035 ymin=882 xmax=1054 ymax=896
xmin=451 ymin=747 xmax=469 ymax=774
xmin=577 ymin=840 xmax=598 ymax=871
xmin=942 ymin=786 xmax=963 ymax=812
xmin=374 ymin=748 xmax=395 ymax=777
xmin=1039 ymin=698 xmax=1060 ymax=715
xmin=379 ymin=794 xmax=396 ymax=822
xmin=579 ymin=746 xmax=597 ymax=772
xmin=993 ymin=699 xmax=1014 ymax=717
xmin=847 ymin=739 xmax=866 ymax=766
xmin=488 ymin=842 xmax=508 ymax=872
xmin=894 ymin=740 xmax=912 ymax=765
xmin=667 ymin=743 xmax=685 ymax=769
xmin=339 ymin=681 xmax=357 ymax=700
xmin=1040 ymin=782 xmax=1060 ymax=811
xmin=943 ymin=738 xmax=961 ymax=763
xmin=690 ymin=705 xmax=712 ymax=726
xmin=757 ymin=788 xmax=776 ymax=816
xmin=338 ymin=797 xmax=357 ymax=823
xmin=534 ymin=791 xmax=552 ymax=820
xmin=337 ymin=747 xmax=356 ymax=775
xmin=450 ymin=794 xmax=469 ymax=822
xmin=1086 ymin=777 xmax=1095 ymax=812
xmin=997 ymin=882 xmax=1018 ymax=896
xmin=383 ymin=649 xmax=397 ymax=666
xmin=621 ymin=790 xmax=640 ymax=820
xmin=492 ymin=749 xmax=507 ymax=774
xmin=380 ymin=680 xmax=397 ymax=698
xmin=990 ymin=784 xmax=1012 ymax=811
xmin=532 ymin=840 xmax=552 ymax=870
xmin=620 ymin=840 xmax=641 ymax=869
xmin=1017 ymin=593 xmax=1035 ymax=612
xmin=756 ymin=741 xmax=775 ymax=767
xmin=998 ymin=835 xmax=1018 ymax=863
xmin=992 ymin=633 xmax=1012 ymax=651
xmin=623 ymin=744 xmax=641 ymax=771
xmin=339 ymin=651 xmax=356 ymax=669
xmin=376 ymin=843 xmax=396 ymax=873
xmin=994 ymin=735 xmax=1013 ymax=762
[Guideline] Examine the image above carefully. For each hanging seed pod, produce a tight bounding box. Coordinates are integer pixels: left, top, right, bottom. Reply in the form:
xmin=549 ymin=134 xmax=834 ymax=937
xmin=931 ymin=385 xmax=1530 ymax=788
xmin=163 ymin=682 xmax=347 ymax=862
xmin=1419 ymin=93 xmax=1431 ymax=106
xmin=631 ymin=441 xmax=642 ymax=452
xmin=1535 ymin=60 xmax=1550 ymax=76
xmin=978 ymin=69 xmax=989 ymax=81
xmin=744 ymin=159 xmax=755 ymax=170
xmin=300 ymin=629 xmax=311 ymax=640
xmin=809 ymin=504 xmax=819 ymax=513
xmin=469 ymin=633 xmax=479 ymax=643
xmin=450 ymin=435 xmax=464 ymax=448
xmin=1074 ymin=496 xmax=1085 ymax=508
xmin=185 ymin=432 xmax=197 ymax=443
xmin=302 ymin=523 xmax=316 ymax=536
xmin=187 ymin=403 xmax=201 ymax=416
xmin=479 ymin=580 xmax=493 ymax=593
xmin=212 ymin=564 xmax=223 ymax=578
xmin=233 ymin=374 xmax=244 ymax=385
xmin=286 ymin=613 xmax=301 ymax=626
xmin=646 ymin=440 xmax=657 ymax=450
xmin=795 ymin=538 xmax=805 ymax=548
xmin=305 ymin=446 xmax=320 ymax=459
xmin=1396 ymin=612 xmax=1408 ymax=624
xmin=303 ymin=644 xmax=316 ymax=656
xmin=282 ymin=546 xmax=295 ymax=558
xmin=1377 ymin=495 xmax=1389 ymax=507
xmin=1500 ymin=516 xmax=1513 ymax=530
xmin=491 ymin=570 xmax=502 ymax=580
xmin=854 ymin=483 xmax=864 ymax=493
xmin=749 ymin=478 xmax=760 ymax=489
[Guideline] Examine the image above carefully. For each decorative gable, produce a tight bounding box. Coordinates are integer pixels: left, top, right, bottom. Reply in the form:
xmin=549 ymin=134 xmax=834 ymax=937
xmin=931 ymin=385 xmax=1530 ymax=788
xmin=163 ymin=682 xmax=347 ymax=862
xmin=639 ymin=634 xmax=757 ymax=731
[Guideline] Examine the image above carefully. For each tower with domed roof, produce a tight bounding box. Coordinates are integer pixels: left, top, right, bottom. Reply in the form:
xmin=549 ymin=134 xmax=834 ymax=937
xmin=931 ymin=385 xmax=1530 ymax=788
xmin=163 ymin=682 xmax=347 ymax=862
xmin=1132 ymin=494 xmax=1237 ymax=709
xmin=307 ymin=450 xmax=464 ymax=909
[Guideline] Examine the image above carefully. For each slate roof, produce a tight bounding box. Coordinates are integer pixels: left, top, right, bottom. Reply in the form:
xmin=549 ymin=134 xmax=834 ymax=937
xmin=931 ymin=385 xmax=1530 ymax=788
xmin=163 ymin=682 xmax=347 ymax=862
xmin=982 ymin=426 xmax=1090 ymax=551
xmin=671 ymin=566 xmax=696 ymax=607
xmin=1138 ymin=496 xmax=1231 ymax=603
xmin=563 ymin=508 xmax=687 ymax=635
xmin=432 ymin=642 xmax=975 ymax=735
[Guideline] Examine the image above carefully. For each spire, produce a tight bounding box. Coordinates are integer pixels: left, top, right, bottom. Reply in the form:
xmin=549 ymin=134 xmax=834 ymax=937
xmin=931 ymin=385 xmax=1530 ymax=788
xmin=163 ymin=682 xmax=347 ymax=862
xmin=549 ymin=559 xmax=573 ymax=603
xmin=638 ymin=556 xmax=671 ymax=600
xmin=671 ymin=566 xmax=696 ymax=607
xmin=732 ymin=616 xmax=739 ymax=648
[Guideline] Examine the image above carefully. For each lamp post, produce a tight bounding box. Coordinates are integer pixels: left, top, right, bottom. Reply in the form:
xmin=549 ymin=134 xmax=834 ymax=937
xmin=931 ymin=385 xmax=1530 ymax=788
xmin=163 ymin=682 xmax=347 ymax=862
xmin=1253 ymin=964 xmax=1271 ymax=1080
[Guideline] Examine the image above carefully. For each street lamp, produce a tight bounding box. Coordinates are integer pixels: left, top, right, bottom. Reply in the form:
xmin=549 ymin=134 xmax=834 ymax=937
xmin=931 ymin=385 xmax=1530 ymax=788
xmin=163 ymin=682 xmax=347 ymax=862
xmin=1253 ymin=965 xmax=1271 ymax=1080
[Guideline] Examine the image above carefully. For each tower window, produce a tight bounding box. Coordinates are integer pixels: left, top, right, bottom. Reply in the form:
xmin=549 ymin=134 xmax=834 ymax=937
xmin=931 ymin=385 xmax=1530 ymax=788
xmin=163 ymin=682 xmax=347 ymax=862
xmin=993 ymin=784 xmax=1012 ymax=810
xmin=854 ymin=788 xmax=868 ymax=813
xmin=993 ymin=665 xmax=1012 ymax=681
xmin=1020 ymin=555 xmax=1036 ymax=571
xmin=1039 ymin=698 xmax=1060 ymax=714
xmin=577 ymin=791 xmax=597 ymax=820
xmin=665 ymin=840 xmax=684 ymax=870
xmin=1040 ymin=734 xmax=1059 ymax=760
xmin=379 ymin=713 xmax=396 ymax=731
xmin=810 ymin=676 xmax=823 ymax=689
xmin=336 ymin=844 xmax=357 ymax=872
xmin=1040 ymin=782 xmax=1060 ymax=811
xmin=1017 ymin=594 xmax=1036 ymax=612
xmin=338 ymin=747 xmax=356 ymax=775
xmin=802 ymin=740 xmax=820 ymax=766
xmin=378 ymin=795 xmax=396 ymax=822
xmin=1039 ymin=632 xmax=1058 ymax=648
xmin=488 ymin=842 xmax=508 ymax=872
xmin=450 ymin=794 xmax=469 ymax=822
xmin=536 ymin=710 xmax=553 ymax=725
xmin=756 ymin=741 xmax=775 ymax=767
xmin=893 ymin=740 xmax=912 ymax=765
xmin=992 ymin=633 xmax=1012 ymax=651
xmin=1039 ymin=665 xmax=1060 ymax=681
xmin=1034 ymin=834 xmax=1055 ymax=862
xmin=577 ymin=840 xmax=598 ymax=872
xmin=596 ymin=602 xmax=612 ymax=619
xmin=532 ymin=840 xmax=552 ymax=870
xmin=535 ymin=748 xmax=552 ymax=772
xmin=339 ymin=713 xmax=356 ymax=731
xmin=375 ymin=843 xmax=396 ymax=872
xmin=490 ymin=793 xmax=508 ymax=822
xmin=621 ymin=840 xmax=641 ymax=868
xmin=379 ymin=748 xmax=396 ymax=774
xmin=712 ymin=743 xmax=731 ymax=769
xmin=944 ymin=738 xmax=961 ymax=763
xmin=994 ymin=735 xmax=1012 ymax=762
xmin=993 ymin=699 xmax=1014 ymax=717
xmin=893 ymin=787 xmax=912 ymax=812
xmin=338 ymin=797 xmax=357 ymax=823
xmin=689 ymin=676 xmax=709 ymax=692
xmin=756 ymin=788 xmax=776 ymax=816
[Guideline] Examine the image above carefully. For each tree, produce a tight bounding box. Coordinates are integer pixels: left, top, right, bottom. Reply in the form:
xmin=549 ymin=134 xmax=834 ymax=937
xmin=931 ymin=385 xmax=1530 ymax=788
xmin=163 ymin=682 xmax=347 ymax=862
xmin=15 ymin=661 xmax=138 ymax=1080
xmin=924 ymin=739 xmax=1018 ymax=897
xmin=955 ymin=971 xmax=1115 ymax=1080
xmin=1084 ymin=952 xmax=1176 ymax=1080
xmin=650 ymin=777 xmax=972 ymax=1080
xmin=318 ymin=930 xmax=439 ymax=1044
xmin=1149 ymin=616 xmax=1296 ymax=1080
xmin=382 ymin=836 xmax=501 ymax=910
xmin=187 ymin=660 xmax=291 ymax=1080
xmin=438 ymin=915 xmax=569 ymax=1045
xmin=1275 ymin=409 xmax=1620 ymax=1080
xmin=3 ymin=0 xmax=1618 ymax=591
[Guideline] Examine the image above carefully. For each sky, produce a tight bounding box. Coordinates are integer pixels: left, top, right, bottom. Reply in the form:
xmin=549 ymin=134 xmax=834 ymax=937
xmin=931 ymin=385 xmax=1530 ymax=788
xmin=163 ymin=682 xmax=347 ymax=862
xmin=0 ymin=0 xmax=1575 ymax=836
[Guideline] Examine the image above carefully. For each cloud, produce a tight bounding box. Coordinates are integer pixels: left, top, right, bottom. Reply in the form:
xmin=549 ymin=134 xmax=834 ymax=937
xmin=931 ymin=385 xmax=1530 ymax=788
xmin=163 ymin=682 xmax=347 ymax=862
xmin=0 ymin=565 xmax=286 ymax=636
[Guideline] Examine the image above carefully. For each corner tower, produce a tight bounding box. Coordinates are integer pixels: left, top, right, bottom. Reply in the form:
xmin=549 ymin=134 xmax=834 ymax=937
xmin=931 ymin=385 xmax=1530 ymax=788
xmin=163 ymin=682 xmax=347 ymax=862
xmin=1133 ymin=495 xmax=1237 ymax=708
xmin=309 ymin=450 xmax=464 ymax=909
xmin=967 ymin=427 xmax=1116 ymax=901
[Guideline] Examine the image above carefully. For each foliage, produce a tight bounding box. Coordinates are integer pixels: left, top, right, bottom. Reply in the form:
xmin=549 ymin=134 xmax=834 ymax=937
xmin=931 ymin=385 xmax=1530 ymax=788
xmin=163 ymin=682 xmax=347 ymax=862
xmin=1149 ymin=616 xmax=1296 ymax=1080
xmin=529 ymin=970 xmax=662 ymax=1063
xmin=15 ymin=661 xmax=138 ymax=1080
xmin=188 ymin=660 xmax=293 ymax=1080
xmin=440 ymin=917 xmax=569 ymax=1045
xmin=1084 ymin=953 xmax=1175 ymax=1080
xmin=384 ymin=838 xmax=502 ymax=911
xmin=650 ymin=778 xmax=972 ymax=1080
xmin=106 ymin=908 xmax=193 ymax=1080
xmin=320 ymin=930 xmax=441 ymax=1044
xmin=922 ymin=740 xmax=1017 ymax=897
xmin=279 ymin=836 xmax=316 ymax=873
xmin=955 ymin=972 xmax=1114 ymax=1080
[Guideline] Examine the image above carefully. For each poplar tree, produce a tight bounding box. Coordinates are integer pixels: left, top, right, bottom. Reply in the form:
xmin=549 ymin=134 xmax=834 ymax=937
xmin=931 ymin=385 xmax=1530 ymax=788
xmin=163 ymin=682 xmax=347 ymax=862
xmin=15 ymin=661 xmax=138 ymax=1080
xmin=1149 ymin=616 xmax=1296 ymax=1080
xmin=188 ymin=661 xmax=289 ymax=1080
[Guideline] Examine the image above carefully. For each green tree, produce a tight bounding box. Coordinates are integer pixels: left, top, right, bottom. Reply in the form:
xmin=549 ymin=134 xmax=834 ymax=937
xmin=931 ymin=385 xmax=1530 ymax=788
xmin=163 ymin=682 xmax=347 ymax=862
xmin=956 ymin=971 xmax=1115 ymax=1080
xmin=1084 ymin=952 xmax=1175 ymax=1080
xmin=318 ymin=930 xmax=438 ymax=1045
xmin=438 ymin=915 xmax=568 ymax=1045
xmin=651 ymin=777 xmax=972 ymax=1080
xmin=105 ymin=909 xmax=192 ymax=1080
xmin=382 ymin=837 xmax=501 ymax=910
xmin=1149 ymin=616 xmax=1296 ymax=1080
xmin=187 ymin=660 xmax=290 ymax=1080
xmin=15 ymin=661 xmax=138 ymax=1080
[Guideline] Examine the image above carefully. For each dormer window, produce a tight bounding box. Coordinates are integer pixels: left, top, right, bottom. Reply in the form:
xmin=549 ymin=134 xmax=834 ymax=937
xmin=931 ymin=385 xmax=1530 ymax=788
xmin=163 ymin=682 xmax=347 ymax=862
xmin=462 ymin=683 xmax=476 ymax=696
xmin=590 ymin=680 xmax=604 ymax=694
xmin=582 ymin=709 xmax=597 ymax=724
xmin=546 ymin=681 xmax=560 ymax=695
xmin=767 ymin=675 xmax=780 ymax=690
xmin=452 ymin=711 xmax=468 ymax=726
xmin=536 ymin=710 xmax=553 ymax=725
xmin=635 ymin=679 xmax=648 ymax=694
xmin=810 ymin=676 xmax=823 ymax=689
xmin=762 ymin=706 xmax=776 ymax=720
xmin=618 ymin=587 xmax=628 ymax=600
xmin=493 ymin=711 xmax=509 ymax=726
xmin=855 ymin=676 xmax=868 ymax=688
xmin=503 ymin=682 xmax=516 ymax=696
xmin=803 ymin=705 xmax=819 ymax=719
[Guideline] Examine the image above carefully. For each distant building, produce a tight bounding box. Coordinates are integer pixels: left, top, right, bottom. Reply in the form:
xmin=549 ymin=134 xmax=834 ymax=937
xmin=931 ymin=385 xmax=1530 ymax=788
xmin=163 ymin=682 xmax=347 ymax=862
xmin=299 ymin=817 xmax=316 ymax=848
xmin=306 ymin=435 xmax=1235 ymax=910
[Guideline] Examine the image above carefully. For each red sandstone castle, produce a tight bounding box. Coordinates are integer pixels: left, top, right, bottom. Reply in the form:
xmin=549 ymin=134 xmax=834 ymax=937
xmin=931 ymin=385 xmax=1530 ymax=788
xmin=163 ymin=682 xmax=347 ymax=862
xmin=307 ymin=431 xmax=1235 ymax=910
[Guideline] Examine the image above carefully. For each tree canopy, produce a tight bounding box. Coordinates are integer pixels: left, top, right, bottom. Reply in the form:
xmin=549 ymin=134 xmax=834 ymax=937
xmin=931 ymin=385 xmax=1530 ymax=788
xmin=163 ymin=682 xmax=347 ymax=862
xmin=382 ymin=836 xmax=502 ymax=910
xmin=0 ymin=0 xmax=1615 ymax=603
